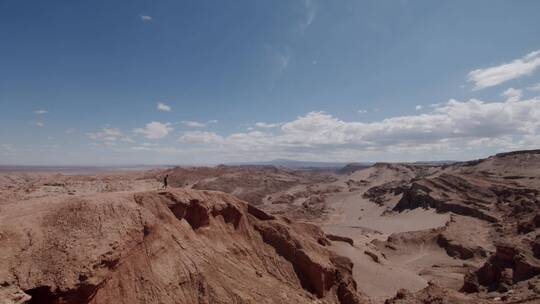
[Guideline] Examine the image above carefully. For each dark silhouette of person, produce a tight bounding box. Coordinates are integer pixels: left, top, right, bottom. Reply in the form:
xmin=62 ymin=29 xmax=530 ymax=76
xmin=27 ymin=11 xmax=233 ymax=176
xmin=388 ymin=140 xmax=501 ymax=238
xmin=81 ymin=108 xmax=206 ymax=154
xmin=162 ymin=174 xmax=169 ymax=189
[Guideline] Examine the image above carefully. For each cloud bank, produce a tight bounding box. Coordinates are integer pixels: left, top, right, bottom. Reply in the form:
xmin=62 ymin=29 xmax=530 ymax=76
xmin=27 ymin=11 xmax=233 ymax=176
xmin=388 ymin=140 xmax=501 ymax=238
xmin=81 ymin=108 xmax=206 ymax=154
xmin=175 ymin=96 xmax=540 ymax=160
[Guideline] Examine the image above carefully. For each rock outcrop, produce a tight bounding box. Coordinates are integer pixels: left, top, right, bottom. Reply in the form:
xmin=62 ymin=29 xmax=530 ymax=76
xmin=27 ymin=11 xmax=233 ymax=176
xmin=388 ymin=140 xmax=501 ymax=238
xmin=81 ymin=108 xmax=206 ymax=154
xmin=327 ymin=234 xmax=354 ymax=246
xmin=435 ymin=216 xmax=492 ymax=260
xmin=392 ymin=180 xmax=498 ymax=223
xmin=462 ymin=243 xmax=540 ymax=293
xmin=0 ymin=189 xmax=366 ymax=304
xmin=385 ymin=282 xmax=487 ymax=304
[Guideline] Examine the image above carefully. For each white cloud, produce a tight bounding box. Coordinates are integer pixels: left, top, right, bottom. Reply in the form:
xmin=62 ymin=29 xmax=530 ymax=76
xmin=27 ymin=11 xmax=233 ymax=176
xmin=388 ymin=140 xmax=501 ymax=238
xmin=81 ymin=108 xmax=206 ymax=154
xmin=140 ymin=15 xmax=152 ymax=23
xmin=181 ymin=120 xmax=218 ymax=128
xmin=415 ymin=105 xmax=423 ymax=111
xmin=502 ymin=88 xmax=523 ymax=102
xmin=181 ymin=121 xmax=206 ymax=128
xmin=358 ymin=109 xmax=367 ymax=114
xmin=87 ymin=127 xmax=124 ymax=142
xmin=32 ymin=122 xmax=44 ymax=127
xmin=466 ymin=136 xmax=516 ymax=149
xmin=299 ymin=0 xmax=317 ymax=33
xmin=175 ymin=96 xmax=540 ymax=160
xmin=131 ymin=143 xmax=158 ymax=151
xmin=34 ymin=110 xmax=48 ymax=115
xmin=468 ymin=50 xmax=540 ymax=90
xmin=295 ymin=0 xmax=318 ymax=34
xmin=157 ymin=102 xmax=171 ymax=112
xmin=179 ymin=131 xmax=223 ymax=144
xmin=134 ymin=121 xmax=172 ymax=139
xmin=255 ymin=122 xmax=281 ymax=128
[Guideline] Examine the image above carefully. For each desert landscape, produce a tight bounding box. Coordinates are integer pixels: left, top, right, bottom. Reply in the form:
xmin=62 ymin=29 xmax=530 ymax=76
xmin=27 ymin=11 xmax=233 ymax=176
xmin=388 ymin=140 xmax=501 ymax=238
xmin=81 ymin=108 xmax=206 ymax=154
xmin=2 ymin=1 xmax=540 ymax=303
xmin=1 ymin=149 xmax=539 ymax=303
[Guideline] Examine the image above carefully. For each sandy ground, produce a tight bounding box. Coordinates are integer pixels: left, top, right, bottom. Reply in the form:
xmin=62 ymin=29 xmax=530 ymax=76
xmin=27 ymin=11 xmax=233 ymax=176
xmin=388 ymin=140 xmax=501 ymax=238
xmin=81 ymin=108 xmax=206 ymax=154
xmin=323 ymin=199 xmax=451 ymax=301
xmin=323 ymin=190 xmax=449 ymax=238
xmin=319 ymin=171 xmax=452 ymax=302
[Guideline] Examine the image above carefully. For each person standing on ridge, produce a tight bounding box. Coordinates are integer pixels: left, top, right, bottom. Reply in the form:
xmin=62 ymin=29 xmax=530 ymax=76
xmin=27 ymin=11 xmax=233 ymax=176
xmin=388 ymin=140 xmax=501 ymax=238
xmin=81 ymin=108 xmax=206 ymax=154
xmin=162 ymin=174 xmax=169 ymax=190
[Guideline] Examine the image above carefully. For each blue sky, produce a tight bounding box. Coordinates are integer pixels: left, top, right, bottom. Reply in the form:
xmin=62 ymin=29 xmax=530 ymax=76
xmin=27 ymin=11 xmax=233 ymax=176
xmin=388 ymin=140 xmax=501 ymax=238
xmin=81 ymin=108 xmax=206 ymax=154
xmin=1 ymin=0 xmax=540 ymax=165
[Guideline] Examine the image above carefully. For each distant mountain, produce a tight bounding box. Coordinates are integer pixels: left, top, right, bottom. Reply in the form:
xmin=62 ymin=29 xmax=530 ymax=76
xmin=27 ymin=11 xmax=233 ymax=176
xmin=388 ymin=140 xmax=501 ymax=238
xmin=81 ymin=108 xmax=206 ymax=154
xmin=227 ymin=159 xmax=367 ymax=169
xmin=412 ymin=160 xmax=457 ymax=165
xmin=227 ymin=159 xmax=460 ymax=170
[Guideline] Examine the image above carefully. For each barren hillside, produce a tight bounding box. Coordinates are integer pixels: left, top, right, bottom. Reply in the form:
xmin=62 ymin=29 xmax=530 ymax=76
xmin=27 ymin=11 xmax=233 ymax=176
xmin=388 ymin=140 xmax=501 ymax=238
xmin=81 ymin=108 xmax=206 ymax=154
xmin=0 ymin=189 xmax=366 ymax=304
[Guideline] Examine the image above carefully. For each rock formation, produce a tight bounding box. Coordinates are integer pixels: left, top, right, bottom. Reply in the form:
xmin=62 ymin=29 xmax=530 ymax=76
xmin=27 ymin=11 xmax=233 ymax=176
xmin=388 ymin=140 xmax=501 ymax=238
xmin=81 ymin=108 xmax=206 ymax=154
xmin=0 ymin=189 xmax=367 ymax=304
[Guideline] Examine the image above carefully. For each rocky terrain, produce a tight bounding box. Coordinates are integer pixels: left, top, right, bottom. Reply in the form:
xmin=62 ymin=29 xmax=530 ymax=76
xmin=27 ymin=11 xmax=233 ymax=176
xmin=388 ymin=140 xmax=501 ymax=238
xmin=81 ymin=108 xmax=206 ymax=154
xmin=0 ymin=188 xmax=366 ymax=304
xmin=1 ymin=149 xmax=539 ymax=303
xmin=357 ymin=150 xmax=540 ymax=303
xmin=159 ymin=165 xmax=336 ymax=206
xmin=0 ymin=170 xmax=161 ymax=205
